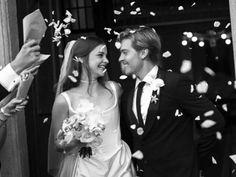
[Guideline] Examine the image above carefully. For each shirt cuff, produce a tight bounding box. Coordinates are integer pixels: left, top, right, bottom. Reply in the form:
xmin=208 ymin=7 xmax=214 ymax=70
xmin=0 ymin=64 xmax=20 ymax=92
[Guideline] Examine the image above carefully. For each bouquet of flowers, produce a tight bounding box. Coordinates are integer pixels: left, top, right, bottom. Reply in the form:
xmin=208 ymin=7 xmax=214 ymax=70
xmin=57 ymin=99 xmax=105 ymax=156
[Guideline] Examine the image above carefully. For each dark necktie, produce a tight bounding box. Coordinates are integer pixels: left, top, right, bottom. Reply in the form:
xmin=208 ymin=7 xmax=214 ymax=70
xmin=136 ymin=81 xmax=146 ymax=127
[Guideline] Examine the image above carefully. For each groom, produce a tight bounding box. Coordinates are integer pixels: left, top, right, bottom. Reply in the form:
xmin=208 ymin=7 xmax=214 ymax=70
xmin=118 ymin=26 xmax=225 ymax=177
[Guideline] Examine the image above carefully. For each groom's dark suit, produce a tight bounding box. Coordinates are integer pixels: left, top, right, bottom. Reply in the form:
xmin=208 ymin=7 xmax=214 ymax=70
xmin=120 ymin=68 xmax=225 ymax=177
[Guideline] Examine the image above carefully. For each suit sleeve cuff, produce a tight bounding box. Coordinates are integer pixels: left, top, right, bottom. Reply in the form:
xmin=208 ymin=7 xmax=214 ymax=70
xmin=0 ymin=64 xmax=20 ymax=91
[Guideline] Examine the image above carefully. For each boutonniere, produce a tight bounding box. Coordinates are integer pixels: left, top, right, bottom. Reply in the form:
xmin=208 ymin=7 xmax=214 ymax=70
xmin=150 ymin=78 xmax=165 ymax=103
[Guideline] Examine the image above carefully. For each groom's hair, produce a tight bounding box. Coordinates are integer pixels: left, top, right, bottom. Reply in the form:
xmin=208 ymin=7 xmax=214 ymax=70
xmin=117 ymin=26 xmax=162 ymax=64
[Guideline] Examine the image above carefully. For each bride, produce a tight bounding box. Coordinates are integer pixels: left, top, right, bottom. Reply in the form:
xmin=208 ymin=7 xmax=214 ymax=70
xmin=48 ymin=36 xmax=135 ymax=177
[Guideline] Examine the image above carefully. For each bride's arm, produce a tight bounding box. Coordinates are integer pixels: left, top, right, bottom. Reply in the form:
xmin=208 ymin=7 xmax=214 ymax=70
xmin=51 ymin=94 xmax=80 ymax=153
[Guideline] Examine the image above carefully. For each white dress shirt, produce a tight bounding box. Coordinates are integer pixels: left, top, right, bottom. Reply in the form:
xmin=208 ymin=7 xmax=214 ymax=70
xmin=132 ymin=66 xmax=158 ymax=124
xmin=0 ymin=64 xmax=20 ymax=92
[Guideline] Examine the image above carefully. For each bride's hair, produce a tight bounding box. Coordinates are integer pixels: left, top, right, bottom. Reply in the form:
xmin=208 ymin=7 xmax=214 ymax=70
xmin=56 ymin=36 xmax=110 ymax=96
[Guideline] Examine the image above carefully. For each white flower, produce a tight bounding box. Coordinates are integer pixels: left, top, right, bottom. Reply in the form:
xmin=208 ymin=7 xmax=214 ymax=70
xmin=150 ymin=78 xmax=165 ymax=91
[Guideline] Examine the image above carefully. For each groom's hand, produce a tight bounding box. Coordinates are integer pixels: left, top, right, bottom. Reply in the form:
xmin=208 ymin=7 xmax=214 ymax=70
xmin=11 ymin=40 xmax=41 ymax=74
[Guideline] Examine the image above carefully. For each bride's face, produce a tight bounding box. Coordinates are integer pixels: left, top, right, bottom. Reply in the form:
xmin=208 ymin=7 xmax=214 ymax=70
xmin=88 ymin=44 xmax=109 ymax=79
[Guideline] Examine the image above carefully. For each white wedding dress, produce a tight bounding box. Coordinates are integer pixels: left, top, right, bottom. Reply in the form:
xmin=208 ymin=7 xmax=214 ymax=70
xmin=56 ymin=82 xmax=134 ymax=177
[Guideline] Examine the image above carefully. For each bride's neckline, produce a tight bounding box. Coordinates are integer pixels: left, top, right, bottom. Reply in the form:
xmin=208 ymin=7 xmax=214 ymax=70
xmin=80 ymin=79 xmax=97 ymax=83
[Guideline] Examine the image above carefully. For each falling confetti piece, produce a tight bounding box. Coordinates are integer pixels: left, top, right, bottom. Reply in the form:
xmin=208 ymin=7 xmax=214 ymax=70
xmin=43 ymin=117 xmax=48 ymax=123
xmin=130 ymin=124 xmax=136 ymax=129
xmin=114 ymin=10 xmax=122 ymax=15
xmin=214 ymin=21 xmax=221 ymax=28
xmin=201 ymin=120 xmax=216 ymax=128
xmin=132 ymin=150 xmax=144 ymax=159
xmin=119 ymin=75 xmax=128 ymax=80
xmin=215 ymin=95 xmax=222 ymax=102
xmin=150 ymin=11 xmax=156 ymax=16
xmin=115 ymin=42 xmax=121 ymax=49
xmin=136 ymin=7 xmax=141 ymax=12
xmin=195 ymin=116 xmax=200 ymax=121
xmin=175 ymin=109 xmax=183 ymax=117
xmin=44 ymin=18 xmax=48 ymax=23
xmin=120 ymin=6 xmax=124 ymax=11
xmin=212 ymin=156 xmax=217 ymax=164
xmin=180 ymin=60 xmax=192 ymax=73
xmin=80 ymin=36 xmax=86 ymax=40
xmin=72 ymin=70 xmax=79 ymax=77
xmin=130 ymin=1 xmax=135 ymax=6
xmin=58 ymin=54 xmax=64 ymax=58
xmin=190 ymin=84 xmax=194 ymax=93
xmin=130 ymin=11 xmax=137 ymax=15
xmin=191 ymin=2 xmax=196 ymax=7
xmin=94 ymin=0 xmax=98 ymax=2
xmin=216 ymin=131 xmax=222 ymax=140
xmin=229 ymin=154 xmax=236 ymax=164
xmin=204 ymin=110 xmax=214 ymax=117
xmin=167 ymin=69 xmax=173 ymax=72
xmin=204 ymin=67 xmax=215 ymax=76
xmin=225 ymin=23 xmax=230 ymax=28
xmin=222 ymin=104 xmax=228 ymax=112
xmin=162 ymin=51 xmax=171 ymax=58
xmin=132 ymin=74 xmax=137 ymax=79
xmin=113 ymin=31 xmax=120 ymax=36
xmin=157 ymin=116 xmax=160 ymax=120
xmin=68 ymin=75 xmax=77 ymax=83
xmin=178 ymin=6 xmax=184 ymax=11
xmin=227 ymin=81 xmax=232 ymax=85
xmin=196 ymin=81 xmax=208 ymax=94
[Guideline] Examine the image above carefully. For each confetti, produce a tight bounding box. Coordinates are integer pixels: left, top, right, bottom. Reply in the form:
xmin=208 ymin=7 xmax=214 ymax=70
xmin=72 ymin=70 xmax=79 ymax=77
xmin=113 ymin=31 xmax=120 ymax=36
xmin=130 ymin=1 xmax=135 ymax=6
xmin=214 ymin=21 xmax=221 ymax=28
xmin=136 ymin=7 xmax=141 ymax=12
xmin=132 ymin=150 xmax=144 ymax=160
xmin=130 ymin=11 xmax=137 ymax=15
xmin=216 ymin=131 xmax=222 ymax=140
xmin=201 ymin=120 xmax=216 ymax=128
xmin=178 ymin=6 xmax=184 ymax=11
xmin=229 ymin=154 xmax=236 ymax=164
xmin=190 ymin=84 xmax=194 ymax=93
xmin=167 ymin=69 xmax=173 ymax=72
xmin=114 ymin=10 xmax=122 ymax=15
xmin=68 ymin=75 xmax=77 ymax=83
xmin=156 ymin=116 xmax=160 ymax=120
xmin=191 ymin=2 xmax=196 ymax=7
xmin=130 ymin=124 xmax=136 ymax=129
xmin=227 ymin=81 xmax=232 ymax=85
xmin=196 ymin=81 xmax=208 ymax=94
xmin=204 ymin=67 xmax=215 ymax=76
xmin=222 ymin=104 xmax=228 ymax=112
xmin=119 ymin=75 xmax=127 ymax=80
xmin=120 ymin=6 xmax=124 ymax=11
xmin=43 ymin=117 xmax=48 ymax=123
xmin=162 ymin=51 xmax=171 ymax=58
xmin=44 ymin=18 xmax=48 ymax=23
xmin=225 ymin=23 xmax=230 ymax=29
xmin=212 ymin=156 xmax=217 ymax=164
xmin=175 ymin=109 xmax=183 ymax=117
xmin=150 ymin=11 xmax=156 ymax=16
xmin=49 ymin=10 xmax=76 ymax=46
xmin=180 ymin=60 xmax=192 ymax=73
xmin=115 ymin=41 xmax=121 ymax=49
xmin=204 ymin=110 xmax=214 ymax=117
xmin=195 ymin=116 xmax=200 ymax=121
xmin=215 ymin=95 xmax=222 ymax=102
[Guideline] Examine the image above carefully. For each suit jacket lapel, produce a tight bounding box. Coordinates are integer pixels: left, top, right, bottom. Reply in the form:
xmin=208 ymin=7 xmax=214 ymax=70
xmin=127 ymin=88 xmax=139 ymax=125
xmin=143 ymin=68 xmax=166 ymax=137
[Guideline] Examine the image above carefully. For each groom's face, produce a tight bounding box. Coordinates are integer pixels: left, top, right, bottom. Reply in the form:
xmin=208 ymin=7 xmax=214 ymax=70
xmin=119 ymin=39 xmax=143 ymax=76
